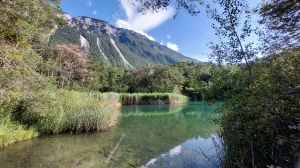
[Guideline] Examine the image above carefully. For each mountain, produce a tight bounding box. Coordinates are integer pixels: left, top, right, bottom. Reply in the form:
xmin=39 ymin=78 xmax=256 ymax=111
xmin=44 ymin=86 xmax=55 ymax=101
xmin=50 ymin=15 xmax=199 ymax=67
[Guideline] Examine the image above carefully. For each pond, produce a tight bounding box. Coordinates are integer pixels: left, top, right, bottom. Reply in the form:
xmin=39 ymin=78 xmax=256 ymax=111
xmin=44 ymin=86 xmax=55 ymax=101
xmin=0 ymin=102 xmax=219 ymax=168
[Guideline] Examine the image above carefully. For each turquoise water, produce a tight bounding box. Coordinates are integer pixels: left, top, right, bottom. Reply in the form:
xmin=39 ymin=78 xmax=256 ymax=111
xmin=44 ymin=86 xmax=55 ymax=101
xmin=0 ymin=102 xmax=218 ymax=168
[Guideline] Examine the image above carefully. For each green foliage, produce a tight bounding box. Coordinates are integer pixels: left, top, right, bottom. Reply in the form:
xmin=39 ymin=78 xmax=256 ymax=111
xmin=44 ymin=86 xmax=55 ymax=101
xmin=60 ymin=59 xmax=215 ymax=98
xmin=206 ymin=0 xmax=256 ymax=73
xmin=132 ymin=0 xmax=202 ymax=17
xmin=256 ymin=0 xmax=300 ymax=52
xmin=50 ymin=26 xmax=81 ymax=46
xmin=0 ymin=0 xmax=62 ymax=45
xmin=178 ymin=62 xmax=215 ymax=100
xmin=204 ymin=48 xmax=300 ymax=167
xmin=128 ymin=64 xmax=184 ymax=93
xmin=203 ymin=64 xmax=241 ymax=102
xmin=83 ymin=56 xmax=109 ymax=91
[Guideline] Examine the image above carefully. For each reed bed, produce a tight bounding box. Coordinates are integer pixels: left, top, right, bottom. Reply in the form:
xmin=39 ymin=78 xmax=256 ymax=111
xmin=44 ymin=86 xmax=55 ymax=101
xmin=36 ymin=91 xmax=121 ymax=134
xmin=0 ymin=90 xmax=121 ymax=147
xmin=120 ymin=93 xmax=188 ymax=105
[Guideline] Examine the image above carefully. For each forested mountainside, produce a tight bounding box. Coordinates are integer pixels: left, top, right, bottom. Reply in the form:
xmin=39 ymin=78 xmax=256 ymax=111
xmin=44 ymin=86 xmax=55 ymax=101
xmin=50 ymin=15 xmax=199 ymax=67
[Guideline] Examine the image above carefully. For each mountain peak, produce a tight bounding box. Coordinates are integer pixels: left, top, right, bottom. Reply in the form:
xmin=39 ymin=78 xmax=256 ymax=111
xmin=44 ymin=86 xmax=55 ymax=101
xmin=68 ymin=16 xmax=117 ymax=36
xmin=50 ymin=16 xmax=199 ymax=67
xmin=57 ymin=12 xmax=72 ymax=21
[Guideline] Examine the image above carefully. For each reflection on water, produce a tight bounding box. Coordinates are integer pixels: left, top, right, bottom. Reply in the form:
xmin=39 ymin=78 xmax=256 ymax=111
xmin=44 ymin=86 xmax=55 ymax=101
xmin=142 ymin=135 xmax=218 ymax=168
xmin=0 ymin=102 xmax=218 ymax=168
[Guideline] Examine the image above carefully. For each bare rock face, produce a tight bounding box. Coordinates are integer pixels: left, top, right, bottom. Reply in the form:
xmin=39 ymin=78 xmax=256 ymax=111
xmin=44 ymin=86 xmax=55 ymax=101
xmin=57 ymin=13 xmax=72 ymax=21
xmin=57 ymin=13 xmax=150 ymax=40
xmin=79 ymin=35 xmax=90 ymax=53
xmin=69 ymin=16 xmax=117 ymax=36
xmin=67 ymin=16 xmax=150 ymax=40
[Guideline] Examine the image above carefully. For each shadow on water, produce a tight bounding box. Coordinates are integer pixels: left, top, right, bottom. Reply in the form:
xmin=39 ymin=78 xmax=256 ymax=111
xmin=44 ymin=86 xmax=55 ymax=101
xmin=0 ymin=102 xmax=219 ymax=168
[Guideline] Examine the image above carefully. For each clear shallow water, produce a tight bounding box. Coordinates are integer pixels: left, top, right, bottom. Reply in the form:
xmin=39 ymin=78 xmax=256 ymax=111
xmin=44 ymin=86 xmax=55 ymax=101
xmin=0 ymin=102 xmax=218 ymax=168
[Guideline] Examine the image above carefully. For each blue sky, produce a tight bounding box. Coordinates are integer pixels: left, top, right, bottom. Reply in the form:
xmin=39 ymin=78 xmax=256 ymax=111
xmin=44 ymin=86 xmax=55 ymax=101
xmin=60 ymin=0 xmax=261 ymax=62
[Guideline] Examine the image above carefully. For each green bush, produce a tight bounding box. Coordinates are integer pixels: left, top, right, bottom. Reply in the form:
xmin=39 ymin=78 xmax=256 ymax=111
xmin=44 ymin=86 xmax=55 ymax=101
xmin=204 ymin=48 xmax=300 ymax=167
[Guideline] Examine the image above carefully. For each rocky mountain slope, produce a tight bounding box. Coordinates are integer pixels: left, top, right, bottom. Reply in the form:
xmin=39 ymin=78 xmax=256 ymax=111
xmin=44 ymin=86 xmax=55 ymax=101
xmin=50 ymin=15 xmax=199 ymax=67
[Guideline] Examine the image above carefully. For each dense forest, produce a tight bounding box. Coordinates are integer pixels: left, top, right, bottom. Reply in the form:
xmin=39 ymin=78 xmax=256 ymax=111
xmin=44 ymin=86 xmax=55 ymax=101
xmin=40 ymin=49 xmax=219 ymax=100
xmin=0 ymin=0 xmax=299 ymax=167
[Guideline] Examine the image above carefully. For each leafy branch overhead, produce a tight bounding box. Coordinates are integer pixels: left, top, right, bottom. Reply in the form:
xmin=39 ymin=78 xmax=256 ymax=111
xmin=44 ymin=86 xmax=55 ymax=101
xmin=132 ymin=0 xmax=203 ymax=17
xmin=256 ymin=0 xmax=300 ymax=54
xmin=206 ymin=0 xmax=256 ymax=70
xmin=0 ymin=0 xmax=63 ymax=45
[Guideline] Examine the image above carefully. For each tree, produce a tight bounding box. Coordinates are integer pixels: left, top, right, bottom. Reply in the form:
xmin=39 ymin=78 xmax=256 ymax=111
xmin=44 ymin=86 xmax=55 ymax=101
xmin=0 ymin=0 xmax=62 ymax=45
xmin=55 ymin=44 xmax=89 ymax=88
xmin=206 ymin=0 xmax=256 ymax=69
xmin=133 ymin=0 xmax=202 ymax=17
xmin=176 ymin=62 xmax=214 ymax=100
xmin=256 ymin=0 xmax=300 ymax=55
xmin=84 ymin=56 xmax=109 ymax=91
xmin=0 ymin=0 xmax=64 ymax=99
xmin=150 ymin=66 xmax=184 ymax=93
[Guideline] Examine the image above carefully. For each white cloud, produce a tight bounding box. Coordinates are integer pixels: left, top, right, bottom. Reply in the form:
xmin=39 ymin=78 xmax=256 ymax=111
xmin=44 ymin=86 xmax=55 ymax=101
xmin=186 ymin=54 xmax=210 ymax=62
xmin=257 ymin=52 xmax=263 ymax=58
xmin=167 ymin=35 xmax=171 ymax=39
xmin=146 ymin=158 xmax=157 ymax=166
xmin=85 ymin=0 xmax=92 ymax=7
xmin=138 ymin=31 xmax=155 ymax=41
xmin=93 ymin=11 xmax=97 ymax=15
xmin=169 ymin=145 xmax=182 ymax=156
xmin=160 ymin=40 xmax=164 ymax=45
xmin=196 ymin=57 xmax=210 ymax=62
xmin=116 ymin=0 xmax=174 ymax=40
xmin=167 ymin=42 xmax=179 ymax=51
xmin=116 ymin=19 xmax=133 ymax=30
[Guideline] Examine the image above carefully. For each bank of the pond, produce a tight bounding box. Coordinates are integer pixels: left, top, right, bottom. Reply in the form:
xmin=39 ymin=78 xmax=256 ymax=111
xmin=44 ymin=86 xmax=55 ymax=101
xmin=0 ymin=92 xmax=188 ymax=147
xmin=0 ymin=91 xmax=121 ymax=147
xmin=120 ymin=93 xmax=189 ymax=105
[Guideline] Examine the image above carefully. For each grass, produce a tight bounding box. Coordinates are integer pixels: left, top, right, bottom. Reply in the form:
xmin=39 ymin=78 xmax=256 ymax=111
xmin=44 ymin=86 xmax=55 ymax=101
xmin=120 ymin=93 xmax=189 ymax=105
xmin=0 ymin=117 xmax=38 ymax=147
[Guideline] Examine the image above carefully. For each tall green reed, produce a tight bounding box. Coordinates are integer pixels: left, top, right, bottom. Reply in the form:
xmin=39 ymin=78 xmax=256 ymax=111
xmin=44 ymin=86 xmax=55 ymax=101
xmin=120 ymin=93 xmax=188 ymax=105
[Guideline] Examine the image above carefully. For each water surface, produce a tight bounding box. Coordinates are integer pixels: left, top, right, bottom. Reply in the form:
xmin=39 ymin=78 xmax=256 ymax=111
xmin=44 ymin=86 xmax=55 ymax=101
xmin=0 ymin=102 xmax=218 ymax=168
